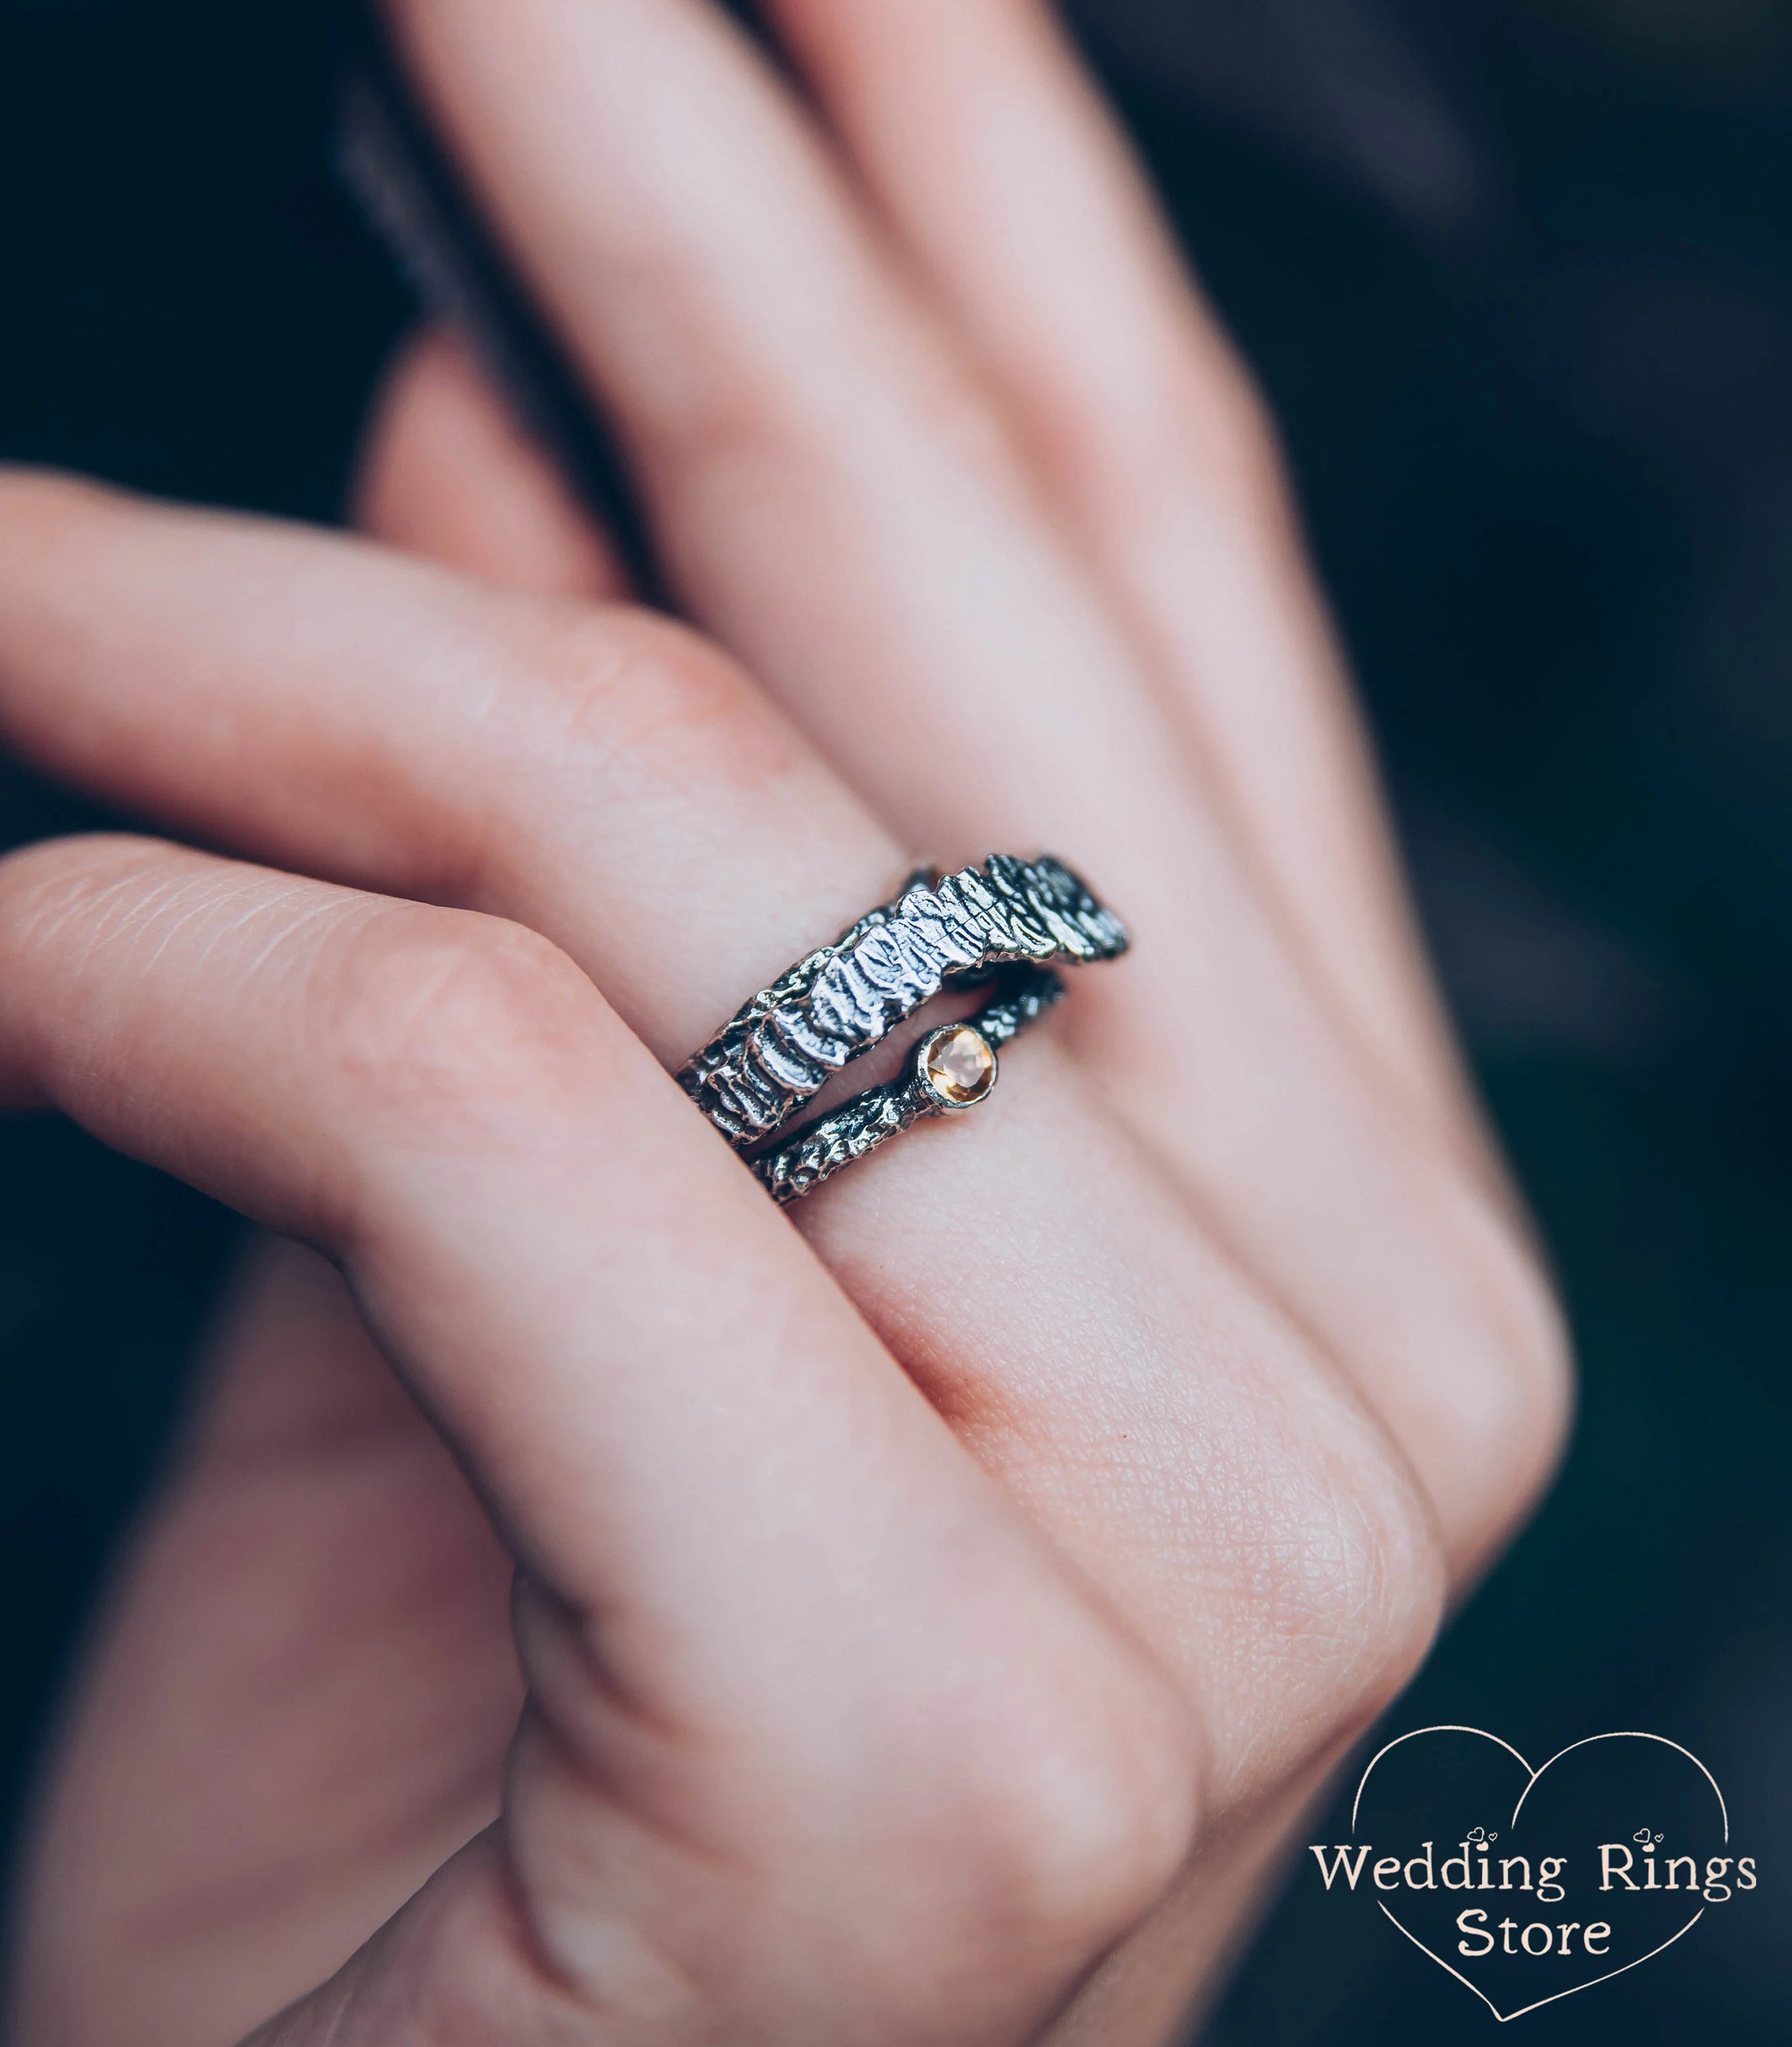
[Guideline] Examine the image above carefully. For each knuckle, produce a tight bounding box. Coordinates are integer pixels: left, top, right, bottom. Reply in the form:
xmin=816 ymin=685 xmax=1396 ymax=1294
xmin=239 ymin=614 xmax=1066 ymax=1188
xmin=1451 ymin=1241 xmax=1577 ymax=1556
xmin=323 ymin=905 xmax=603 ymax=1133
xmin=1243 ymin=1425 xmax=1447 ymax=1778
xmin=1383 ymin=1173 xmax=1576 ymax=1576
xmin=887 ymin=1642 xmax=1200 ymax=1979
xmin=1508 ymin=1298 xmax=1576 ymax=1509
xmin=1219 ymin=1201 xmax=1574 ymax=1790
xmin=510 ymin=604 xmax=804 ymax=802
xmin=1320 ymin=1451 xmax=1448 ymax=1727
xmin=987 ymin=1670 xmax=1199 ymax=1948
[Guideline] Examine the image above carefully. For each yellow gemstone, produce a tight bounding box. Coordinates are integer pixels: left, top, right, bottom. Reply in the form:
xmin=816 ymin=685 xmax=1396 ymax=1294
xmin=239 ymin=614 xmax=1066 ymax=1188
xmin=919 ymin=1024 xmax=997 ymax=1107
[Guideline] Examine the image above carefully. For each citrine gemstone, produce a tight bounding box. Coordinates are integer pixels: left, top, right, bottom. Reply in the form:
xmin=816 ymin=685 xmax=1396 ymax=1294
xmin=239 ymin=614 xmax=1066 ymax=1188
xmin=919 ymin=1024 xmax=998 ymax=1107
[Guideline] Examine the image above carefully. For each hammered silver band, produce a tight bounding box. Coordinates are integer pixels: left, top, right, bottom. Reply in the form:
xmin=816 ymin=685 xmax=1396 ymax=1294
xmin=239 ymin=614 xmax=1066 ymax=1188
xmin=677 ymin=855 xmax=1127 ymax=1152
xmin=751 ymin=964 xmax=1065 ymax=1205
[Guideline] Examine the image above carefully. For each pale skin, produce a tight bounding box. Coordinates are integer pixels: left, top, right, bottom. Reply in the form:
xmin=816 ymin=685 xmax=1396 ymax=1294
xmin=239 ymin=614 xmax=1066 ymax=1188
xmin=0 ymin=2 xmax=1570 ymax=2042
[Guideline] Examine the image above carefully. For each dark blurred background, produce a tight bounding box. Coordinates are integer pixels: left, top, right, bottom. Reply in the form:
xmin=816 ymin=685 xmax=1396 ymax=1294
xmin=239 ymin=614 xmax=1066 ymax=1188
xmin=1 ymin=0 xmax=1787 ymax=2038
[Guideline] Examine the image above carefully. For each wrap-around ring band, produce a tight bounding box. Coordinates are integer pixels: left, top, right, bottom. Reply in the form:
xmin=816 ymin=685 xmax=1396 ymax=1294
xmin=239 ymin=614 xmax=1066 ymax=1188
xmin=751 ymin=962 xmax=1066 ymax=1204
xmin=677 ymin=855 xmax=1128 ymax=1200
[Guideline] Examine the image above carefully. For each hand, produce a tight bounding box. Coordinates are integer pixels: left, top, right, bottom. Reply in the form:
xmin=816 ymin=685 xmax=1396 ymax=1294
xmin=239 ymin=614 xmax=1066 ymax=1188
xmin=0 ymin=3 xmax=1569 ymax=2042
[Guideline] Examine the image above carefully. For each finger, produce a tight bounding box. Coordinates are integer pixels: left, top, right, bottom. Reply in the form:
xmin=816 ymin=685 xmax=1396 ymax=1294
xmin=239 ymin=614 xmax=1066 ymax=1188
xmin=356 ymin=326 xmax=626 ymax=600
xmin=0 ymin=834 xmax=1194 ymax=2037
xmin=760 ymin=0 xmax=1472 ymax=1140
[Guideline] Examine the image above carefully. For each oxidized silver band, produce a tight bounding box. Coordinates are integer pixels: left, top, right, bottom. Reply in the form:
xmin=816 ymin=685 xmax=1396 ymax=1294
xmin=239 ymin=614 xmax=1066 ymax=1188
xmin=677 ymin=855 xmax=1127 ymax=1152
xmin=752 ymin=964 xmax=1065 ymax=1205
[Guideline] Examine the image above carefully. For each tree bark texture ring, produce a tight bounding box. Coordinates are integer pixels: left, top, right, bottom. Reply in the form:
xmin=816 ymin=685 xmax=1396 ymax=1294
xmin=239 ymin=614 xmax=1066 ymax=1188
xmin=676 ymin=855 xmax=1130 ymax=1152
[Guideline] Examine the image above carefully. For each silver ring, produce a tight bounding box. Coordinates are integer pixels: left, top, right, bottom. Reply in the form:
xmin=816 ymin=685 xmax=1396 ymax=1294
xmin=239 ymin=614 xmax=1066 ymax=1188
xmin=751 ymin=964 xmax=1066 ymax=1205
xmin=677 ymin=855 xmax=1127 ymax=1152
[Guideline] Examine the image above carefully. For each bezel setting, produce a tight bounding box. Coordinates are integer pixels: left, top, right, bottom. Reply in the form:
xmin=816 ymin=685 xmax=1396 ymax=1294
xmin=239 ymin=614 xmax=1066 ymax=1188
xmin=914 ymin=1022 xmax=999 ymax=1111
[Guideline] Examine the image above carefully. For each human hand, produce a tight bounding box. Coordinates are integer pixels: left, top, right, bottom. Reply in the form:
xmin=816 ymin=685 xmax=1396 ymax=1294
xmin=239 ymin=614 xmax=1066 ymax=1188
xmin=0 ymin=4 xmax=1569 ymax=2043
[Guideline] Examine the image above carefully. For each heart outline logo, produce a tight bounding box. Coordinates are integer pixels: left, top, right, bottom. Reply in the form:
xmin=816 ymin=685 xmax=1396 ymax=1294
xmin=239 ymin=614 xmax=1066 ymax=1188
xmin=1350 ymin=1726 xmax=1730 ymax=2022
